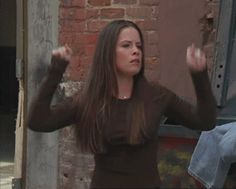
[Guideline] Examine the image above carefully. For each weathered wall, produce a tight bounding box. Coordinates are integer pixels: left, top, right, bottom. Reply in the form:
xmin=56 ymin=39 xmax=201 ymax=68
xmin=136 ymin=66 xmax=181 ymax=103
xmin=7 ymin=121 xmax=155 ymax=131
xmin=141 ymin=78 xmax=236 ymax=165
xmin=58 ymin=0 xmax=219 ymax=188
xmin=158 ymin=0 xmax=217 ymax=102
xmin=26 ymin=0 xmax=59 ymax=189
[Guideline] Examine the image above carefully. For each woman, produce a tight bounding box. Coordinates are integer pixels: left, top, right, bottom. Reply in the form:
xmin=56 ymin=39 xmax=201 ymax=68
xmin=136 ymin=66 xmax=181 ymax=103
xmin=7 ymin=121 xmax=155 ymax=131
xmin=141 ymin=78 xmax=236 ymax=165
xmin=27 ymin=20 xmax=216 ymax=188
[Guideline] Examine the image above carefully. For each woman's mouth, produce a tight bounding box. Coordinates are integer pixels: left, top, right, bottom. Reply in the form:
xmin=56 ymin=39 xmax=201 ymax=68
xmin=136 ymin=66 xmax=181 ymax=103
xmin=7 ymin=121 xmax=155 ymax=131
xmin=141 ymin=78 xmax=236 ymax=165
xmin=130 ymin=59 xmax=140 ymax=64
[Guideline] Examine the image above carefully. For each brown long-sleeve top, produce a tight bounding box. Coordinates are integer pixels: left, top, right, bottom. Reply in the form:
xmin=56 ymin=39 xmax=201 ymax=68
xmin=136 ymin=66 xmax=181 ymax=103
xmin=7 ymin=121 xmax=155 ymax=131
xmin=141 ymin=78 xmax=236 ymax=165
xmin=27 ymin=63 xmax=216 ymax=188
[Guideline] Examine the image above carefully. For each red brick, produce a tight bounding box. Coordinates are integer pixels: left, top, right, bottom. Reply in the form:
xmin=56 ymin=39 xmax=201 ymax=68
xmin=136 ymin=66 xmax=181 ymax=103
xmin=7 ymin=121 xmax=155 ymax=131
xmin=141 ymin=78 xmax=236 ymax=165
xmin=60 ymin=0 xmax=72 ymax=7
xmin=145 ymin=69 xmax=161 ymax=83
xmin=66 ymin=58 xmax=82 ymax=80
xmin=60 ymin=0 xmax=85 ymax=7
xmin=139 ymin=0 xmax=160 ymax=6
xmin=61 ymin=34 xmax=84 ymax=46
xmin=84 ymin=33 xmax=98 ymax=44
xmin=60 ymin=8 xmax=86 ymax=20
xmin=87 ymin=20 xmax=109 ymax=32
xmin=74 ymin=33 xmax=98 ymax=44
xmin=145 ymin=44 xmax=159 ymax=57
xmin=86 ymin=9 xmax=100 ymax=19
xmin=73 ymin=34 xmax=87 ymax=45
xmin=88 ymin=0 xmax=111 ymax=6
xmin=126 ymin=7 xmax=153 ymax=19
xmin=145 ymin=56 xmax=159 ymax=65
xmin=101 ymin=8 xmax=125 ymax=19
xmin=81 ymin=57 xmax=92 ymax=68
xmin=67 ymin=58 xmax=91 ymax=81
xmin=84 ymin=45 xmax=96 ymax=57
xmin=59 ymin=32 xmax=71 ymax=44
xmin=113 ymin=0 xmax=137 ymax=5
xmin=59 ymin=33 xmax=98 ymax=53
xmin=144 ymin=57 xmax=161 ymax=82
xmin=67 ymin=55 xmax=80 ymax=67
xmin=146 ymin=31 xmax=159 ymax=45
xmin=60 ymin=20 xmax=86 ymax=32
xmin=136 ymin=19 xmax=159 ymax=31
xmin=71 ymin=0 xmax=85 ymax=7
xmin=72 ymin=45 xmax=86 ymax=56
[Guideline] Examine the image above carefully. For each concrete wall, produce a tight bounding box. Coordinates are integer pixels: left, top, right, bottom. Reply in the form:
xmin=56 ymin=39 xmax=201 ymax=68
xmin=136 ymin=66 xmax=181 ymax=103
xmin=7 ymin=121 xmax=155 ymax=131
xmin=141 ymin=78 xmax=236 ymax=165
xmin=26 ymin=0 xmax=59 ymax=189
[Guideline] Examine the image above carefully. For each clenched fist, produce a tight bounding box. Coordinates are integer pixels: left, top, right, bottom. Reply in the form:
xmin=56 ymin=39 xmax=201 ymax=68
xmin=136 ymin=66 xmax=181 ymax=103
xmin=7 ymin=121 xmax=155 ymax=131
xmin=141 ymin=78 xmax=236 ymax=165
xmin=186 ymin=44 xmax=207 ymax=73
xmin=50 ymin=44 xmax=73 ymax=73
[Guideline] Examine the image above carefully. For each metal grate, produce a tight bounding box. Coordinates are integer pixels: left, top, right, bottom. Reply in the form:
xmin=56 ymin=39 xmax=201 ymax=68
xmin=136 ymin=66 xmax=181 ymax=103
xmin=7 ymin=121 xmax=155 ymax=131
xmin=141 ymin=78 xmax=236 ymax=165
xmin=212 ymin=0 xmax=236 ymax=108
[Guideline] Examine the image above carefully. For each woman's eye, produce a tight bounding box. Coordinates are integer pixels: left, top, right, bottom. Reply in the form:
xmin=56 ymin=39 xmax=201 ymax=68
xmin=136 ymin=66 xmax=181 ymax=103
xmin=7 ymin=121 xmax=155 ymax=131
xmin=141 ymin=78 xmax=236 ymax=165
xmin=137 ymin=45 xmax=142 ymax=49
xmin=122 ymin=44 xmax=130 ymax=48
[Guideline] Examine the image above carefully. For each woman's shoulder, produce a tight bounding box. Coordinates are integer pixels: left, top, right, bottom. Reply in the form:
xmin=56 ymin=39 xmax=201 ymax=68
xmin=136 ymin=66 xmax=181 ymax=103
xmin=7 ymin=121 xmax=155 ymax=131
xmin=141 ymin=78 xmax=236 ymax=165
xmin=147 ymin=80 xmax=173 ymax=96
xmin=148 ymin=80 xmax=164 ymax=90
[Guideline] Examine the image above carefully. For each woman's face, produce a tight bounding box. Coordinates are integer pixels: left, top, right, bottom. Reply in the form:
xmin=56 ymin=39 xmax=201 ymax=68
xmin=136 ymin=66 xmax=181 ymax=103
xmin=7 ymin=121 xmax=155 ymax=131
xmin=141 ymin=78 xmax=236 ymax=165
xmin=115 ymin=27 xmax=142 ymax=78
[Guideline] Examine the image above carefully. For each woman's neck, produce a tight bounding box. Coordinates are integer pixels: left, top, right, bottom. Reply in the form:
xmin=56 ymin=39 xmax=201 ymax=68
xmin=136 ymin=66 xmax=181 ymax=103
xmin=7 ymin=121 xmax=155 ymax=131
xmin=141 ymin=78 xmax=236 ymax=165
xmin=117 ymin=76 xmax=133 ymax=99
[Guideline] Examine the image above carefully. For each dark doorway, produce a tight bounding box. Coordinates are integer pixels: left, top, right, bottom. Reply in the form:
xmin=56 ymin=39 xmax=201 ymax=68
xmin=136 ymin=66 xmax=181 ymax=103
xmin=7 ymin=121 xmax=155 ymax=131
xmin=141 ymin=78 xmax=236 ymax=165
xmin=0 ymin=47 xmax=17 ymax=160
xmin=0 ymin=0 xmax=17 ymax=187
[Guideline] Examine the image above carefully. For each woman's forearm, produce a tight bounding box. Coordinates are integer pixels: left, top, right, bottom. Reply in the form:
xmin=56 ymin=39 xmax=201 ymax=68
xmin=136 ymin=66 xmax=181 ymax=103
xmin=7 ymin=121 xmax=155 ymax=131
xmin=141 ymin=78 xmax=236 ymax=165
xmin=191 ymin=70 xmax=217 ymax=130
xmin=27 ymin=46 xmax=74 ymax=132
xmin=27 ymin=69 xmax=64 ymax=132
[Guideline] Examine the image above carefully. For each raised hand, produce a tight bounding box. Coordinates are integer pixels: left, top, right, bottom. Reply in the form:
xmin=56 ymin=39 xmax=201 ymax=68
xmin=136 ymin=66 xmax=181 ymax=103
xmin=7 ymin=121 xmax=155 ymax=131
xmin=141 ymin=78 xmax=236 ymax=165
xmin=52 ymin=44 xmax=72 ymax=61
xmin=50 ymin=44 xmax=73 ymax=73
xmin=186 ymin=44 xmax=207 ymax=73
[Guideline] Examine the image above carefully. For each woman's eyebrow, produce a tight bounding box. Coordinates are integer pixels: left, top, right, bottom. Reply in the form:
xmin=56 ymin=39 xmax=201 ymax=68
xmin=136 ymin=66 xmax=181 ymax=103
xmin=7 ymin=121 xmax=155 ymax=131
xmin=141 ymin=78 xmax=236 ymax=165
xmin=119 ymin=40 xmax=141 ymax=44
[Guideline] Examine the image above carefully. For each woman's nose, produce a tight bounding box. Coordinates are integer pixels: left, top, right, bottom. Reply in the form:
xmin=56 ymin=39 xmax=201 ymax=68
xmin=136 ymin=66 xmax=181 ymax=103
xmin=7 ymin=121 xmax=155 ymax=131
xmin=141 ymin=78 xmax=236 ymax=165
xmin=132 ymin=45 xmax=140 ymax=55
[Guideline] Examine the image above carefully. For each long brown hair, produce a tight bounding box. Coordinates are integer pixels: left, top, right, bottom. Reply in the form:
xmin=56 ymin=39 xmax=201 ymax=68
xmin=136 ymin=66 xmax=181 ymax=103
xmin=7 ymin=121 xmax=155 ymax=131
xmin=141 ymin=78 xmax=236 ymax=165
xmin=75 ymin=20 xmax=146 ymax=153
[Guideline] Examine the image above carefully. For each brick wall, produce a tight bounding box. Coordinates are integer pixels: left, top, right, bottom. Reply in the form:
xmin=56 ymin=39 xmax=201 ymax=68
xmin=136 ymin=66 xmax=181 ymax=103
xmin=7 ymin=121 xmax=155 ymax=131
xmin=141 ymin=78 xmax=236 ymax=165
xmin=59 ymin=0 xmax=160 ymax=81
xmin=58 ymin=0 xmax=219 ymax=188
xmin=202 ymin=0 xmax=220 ymax=76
